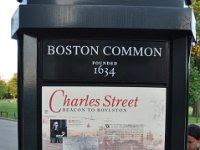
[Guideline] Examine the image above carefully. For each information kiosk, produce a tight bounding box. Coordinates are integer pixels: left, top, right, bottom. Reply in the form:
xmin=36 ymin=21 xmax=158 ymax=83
xmin=12 ymin=0 xmax=195 ymax=149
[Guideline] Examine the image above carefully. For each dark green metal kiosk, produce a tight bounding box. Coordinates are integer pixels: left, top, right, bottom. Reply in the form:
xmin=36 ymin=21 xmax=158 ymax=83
xmin=12 ymin=0 xmax=195 ymax=150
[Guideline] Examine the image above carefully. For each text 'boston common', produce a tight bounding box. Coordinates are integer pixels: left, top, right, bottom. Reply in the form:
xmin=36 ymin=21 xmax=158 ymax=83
xmin=47 ymin=45 xmax=163 ymax=57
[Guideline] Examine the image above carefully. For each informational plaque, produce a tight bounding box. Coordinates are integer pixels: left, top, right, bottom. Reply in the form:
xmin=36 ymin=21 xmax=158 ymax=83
xmin=42 ymin=39 xmax=169 ymax=82
xmin=42 ymin=86 xmax=166 ymax=150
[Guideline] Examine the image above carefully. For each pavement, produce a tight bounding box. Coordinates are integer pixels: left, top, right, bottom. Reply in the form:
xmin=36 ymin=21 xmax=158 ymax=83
xmin=0 ymin=119 xmax=18 ymax=150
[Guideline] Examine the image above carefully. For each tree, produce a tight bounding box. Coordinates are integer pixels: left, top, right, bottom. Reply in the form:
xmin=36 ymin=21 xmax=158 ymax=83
xmin=8 ymin=73 xmax=17 ymax=99
xmin=189 ymin=57 xmax=200 ymax=116
xmin=191 ymin=1 xmax=200 ymax=41
xmin=189 ymin=1 xmax=200 ymax=117
xmin=0 ymin=79 xmax=7 ymax=99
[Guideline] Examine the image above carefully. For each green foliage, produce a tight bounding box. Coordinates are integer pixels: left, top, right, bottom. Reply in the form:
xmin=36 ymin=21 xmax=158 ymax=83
xmin=189 ymin=0 xmax=200 ymax=109
xmin=189 ymin=57 xmax=200 ymax=105
xmin=0 ymin=73 xmax=17 ymax=99
xmin=0 ymin=80 xmax=7 ymax=99
xmin=7 ymin=73 xmax=17 ymax=99
xmin=192 ymin=1 xmax=200 ymax=40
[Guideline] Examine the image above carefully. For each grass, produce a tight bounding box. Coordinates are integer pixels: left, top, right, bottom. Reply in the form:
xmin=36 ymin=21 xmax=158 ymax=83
xmin=0 ymin=99 xmax=17 ymax=120
xmin=188 ymin=106 xmax=200 ymax=123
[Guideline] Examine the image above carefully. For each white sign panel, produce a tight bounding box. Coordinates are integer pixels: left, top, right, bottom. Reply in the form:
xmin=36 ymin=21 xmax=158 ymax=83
xmin=42 ymin=86 xmax=166 ymax=150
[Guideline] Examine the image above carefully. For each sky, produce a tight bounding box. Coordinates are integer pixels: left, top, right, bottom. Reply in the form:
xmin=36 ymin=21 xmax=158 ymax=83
xmin=0 ymin=1 xmax=19 ymax=80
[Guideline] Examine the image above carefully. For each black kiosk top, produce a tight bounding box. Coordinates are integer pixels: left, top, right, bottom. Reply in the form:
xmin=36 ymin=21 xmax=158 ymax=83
xmin=12 ymin=0 xmax=196 ymax=39
xmin=17 ymin=0 xmax=186 ymax=7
